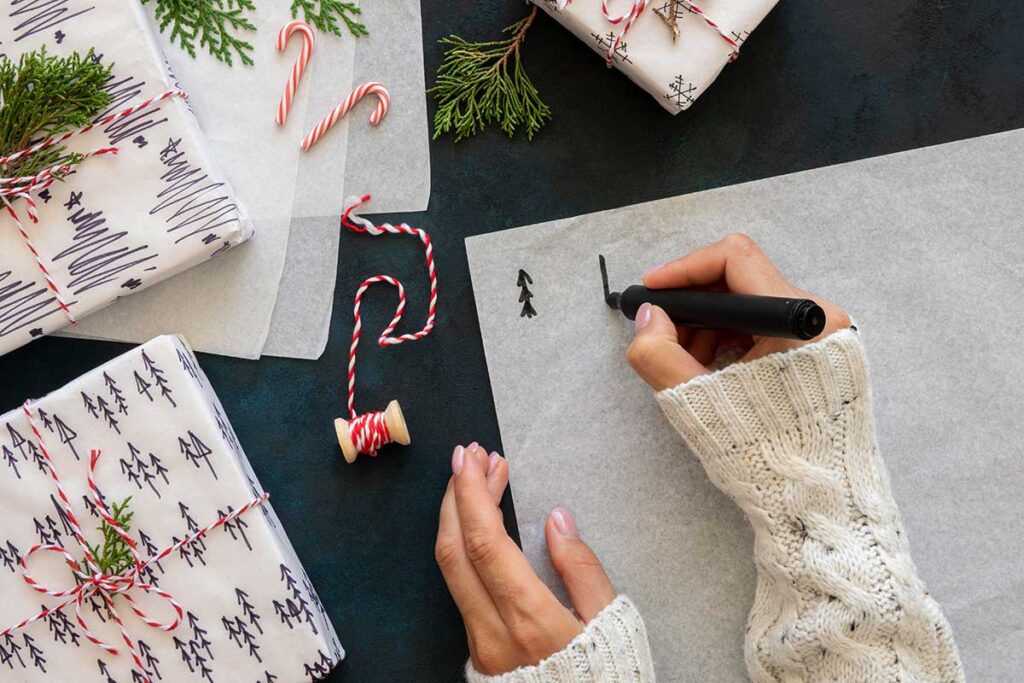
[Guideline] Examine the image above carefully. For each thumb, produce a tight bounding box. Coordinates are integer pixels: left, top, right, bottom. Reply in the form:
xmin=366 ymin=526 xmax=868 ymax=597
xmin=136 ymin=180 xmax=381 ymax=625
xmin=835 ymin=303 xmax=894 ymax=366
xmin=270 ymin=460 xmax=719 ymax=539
xmin=626 ymin=303 xmax=708 ymax=390
xmin=545 ymin=507 xmax=616 ymax=622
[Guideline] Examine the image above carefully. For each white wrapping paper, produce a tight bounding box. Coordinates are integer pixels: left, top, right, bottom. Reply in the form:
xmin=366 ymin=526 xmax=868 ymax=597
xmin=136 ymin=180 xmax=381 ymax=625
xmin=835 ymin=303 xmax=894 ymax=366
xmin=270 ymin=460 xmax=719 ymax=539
xmin=534 ymin=0 xmax=778 ymax=112
xmin=0 ymin=0 xmax=253 ymax=359
xmin=0 ymin=335 xmax=342 ymax=681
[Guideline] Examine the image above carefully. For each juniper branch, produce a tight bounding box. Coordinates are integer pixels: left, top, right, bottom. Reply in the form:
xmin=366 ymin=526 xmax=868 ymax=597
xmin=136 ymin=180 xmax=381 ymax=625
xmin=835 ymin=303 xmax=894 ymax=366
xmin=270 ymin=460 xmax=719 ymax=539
xmin=143 ymin=0 xmax=258 ymax=66
xmin=82 ymin=497 xmax=135 ymax=577
xmin=0 ymin=48 xmax=112 ymax=186
xmin=429 ymin=5 xmax=550 ymax=142
xmin=292 ymin=0 xmax=368 ymax=37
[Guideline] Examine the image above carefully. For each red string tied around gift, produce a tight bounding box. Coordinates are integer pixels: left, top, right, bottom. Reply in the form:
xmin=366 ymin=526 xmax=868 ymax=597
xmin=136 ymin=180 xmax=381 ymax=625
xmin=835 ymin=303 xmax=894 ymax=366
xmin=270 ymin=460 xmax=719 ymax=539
xmin=0 ymin=89 xmax=187 ymax=325
xmin=561 ymin=0 xmax=741 ymax=66
xmin=333 ymin=194 xmax=437 ymax=463
xmin=0 ymin=402 xmax=269 ymax=683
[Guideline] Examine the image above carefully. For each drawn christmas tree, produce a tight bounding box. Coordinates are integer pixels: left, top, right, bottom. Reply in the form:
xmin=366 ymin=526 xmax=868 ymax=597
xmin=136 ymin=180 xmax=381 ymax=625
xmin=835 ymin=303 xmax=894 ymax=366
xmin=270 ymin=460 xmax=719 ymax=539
xmin=236 ymin=588 xmax=264 ymax=635
xmin=44 ymin=606 xmax=80 ymax=647
xmin=7 ymin=423 xmax=28 ymax=459
xmin=303 ymin=650 xmax=334 ymax=680
xmin=121 ymin=442 xmax=164 ymax=497
xmin=1 ymin=541 xmax=21 ymax=573
xmin=517 ymin=269 xmax=537 ymax=319
xmin=213 ymin=404 xmax=243 ymax=457
xmin=177 ymin=347 xmax=200 ymax=381
xmin=98 ymin=659 xmax=117 ymax=683
xmin=36 ymin=409 xmax=54 ymax=432
xmin=96 ymin=396 xmax=121 ymax=434
xmin=26 ymin=441 xmax=47 ymax=474
xmin=179 ymin=502 xmax=207 ymax=553
xmin=142 ymin=349 xmax=177 ymax=407
xmin=24 ymin=634 xmax=45 ymax=672
xmin=260 ymin=672 xmax=279 ymax=683
xmin=103 ymin=372 xmax=129 ymax=416
xmin=81 ymin=391 xmax=100 ymax=418
xmin=54 ymin=414 xmax=79 ymax=460
xmin=222 ymin=614 xmax=262 ymax=663
xmin=138 ymin=639 xmax=162 ymax=680
xmin=49 ymin=494 xmax=77 ymax=539
xmin=179 ymin=431 xmax=217 ymax=479
xmin=33 ymin=514 xmax=65 ymax=547
xmin=219 ymin=505 xmax=252 ymax=551
xmin=82 ymin=493 xmax=101 ymax=519
xmin=135 ymin=370 xmax=154 ymax=402
xmin=0 ymin=633 xmax=25 ymax=669
xmin=248 ymin=475 xmax=275 ymax=529
xmin=174 ymin=612 xmax=214 ymax=682
xmin=3 ymin=445 xmax=20 ymax=479
xmin=276 ymin=564 xmax=318 ymax=635
xmin=138 ymin=529 xmax=165 ymax=578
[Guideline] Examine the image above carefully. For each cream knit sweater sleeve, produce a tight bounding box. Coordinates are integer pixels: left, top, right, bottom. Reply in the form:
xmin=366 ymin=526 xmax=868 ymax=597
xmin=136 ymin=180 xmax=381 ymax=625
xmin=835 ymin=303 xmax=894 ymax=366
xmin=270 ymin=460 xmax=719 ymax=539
xmin=468 ymin=328 xmax=964 ymax=683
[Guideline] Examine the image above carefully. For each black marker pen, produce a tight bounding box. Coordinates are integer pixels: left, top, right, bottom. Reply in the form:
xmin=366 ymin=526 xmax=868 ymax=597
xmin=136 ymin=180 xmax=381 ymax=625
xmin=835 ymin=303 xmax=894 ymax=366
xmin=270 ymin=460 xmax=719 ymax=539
xmin=600 ymin=255 xmax=826 ymax=340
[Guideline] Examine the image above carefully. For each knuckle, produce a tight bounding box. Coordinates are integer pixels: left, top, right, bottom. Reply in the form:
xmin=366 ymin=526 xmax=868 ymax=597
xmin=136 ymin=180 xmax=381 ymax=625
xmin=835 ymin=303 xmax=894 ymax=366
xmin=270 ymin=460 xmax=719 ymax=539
xmin=723 ymin=232 xmax=757 ymax=253
xmin=434 ymin=535 xmax=462 ymax=570
xmin=463 ymin=530 xmax=500 ymax=566
xmin=626 ymin=336 xmax=659 ymax=371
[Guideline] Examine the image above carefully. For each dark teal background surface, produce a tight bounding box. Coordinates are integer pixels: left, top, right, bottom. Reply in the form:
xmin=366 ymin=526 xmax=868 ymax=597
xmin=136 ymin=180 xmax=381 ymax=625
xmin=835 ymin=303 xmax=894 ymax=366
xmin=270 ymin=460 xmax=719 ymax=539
xmin=2 ymin=1 xmax=1022 ymax=680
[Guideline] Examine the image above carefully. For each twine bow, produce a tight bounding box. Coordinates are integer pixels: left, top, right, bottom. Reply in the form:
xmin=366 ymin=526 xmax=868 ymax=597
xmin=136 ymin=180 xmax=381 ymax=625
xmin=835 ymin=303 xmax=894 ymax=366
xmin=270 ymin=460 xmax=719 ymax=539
xmin=0 ymin=90 xmax=187 ymax=325
xmin=0 ymin=402 xmax=268 ymax=683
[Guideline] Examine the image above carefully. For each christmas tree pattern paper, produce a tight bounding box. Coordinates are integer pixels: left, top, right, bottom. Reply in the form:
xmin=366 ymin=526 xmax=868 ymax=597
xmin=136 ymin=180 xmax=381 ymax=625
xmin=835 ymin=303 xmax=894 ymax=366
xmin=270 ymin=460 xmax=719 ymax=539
xmin=533 ymin=0 xmax=778 ymax=113
xmin=0 ymin=336 xmax=342 ymax=681
xmin=0 ymin=0 xmax=253 ymax=358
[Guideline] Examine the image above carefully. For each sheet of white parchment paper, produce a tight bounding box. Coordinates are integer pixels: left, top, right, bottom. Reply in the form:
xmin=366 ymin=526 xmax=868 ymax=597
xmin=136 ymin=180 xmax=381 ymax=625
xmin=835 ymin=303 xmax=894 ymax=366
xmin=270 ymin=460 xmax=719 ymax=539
xmin=466 ymin=128 xmax=1024 ymax=681
xmin=63 ymin=0 xmax=431 ymax=360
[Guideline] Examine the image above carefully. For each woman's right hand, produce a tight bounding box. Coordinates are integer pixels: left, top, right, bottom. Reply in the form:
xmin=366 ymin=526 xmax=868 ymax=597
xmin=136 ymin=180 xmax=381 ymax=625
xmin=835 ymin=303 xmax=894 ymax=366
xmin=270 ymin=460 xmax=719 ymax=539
xmin=627 ymin=234 xmax=852 ymax=391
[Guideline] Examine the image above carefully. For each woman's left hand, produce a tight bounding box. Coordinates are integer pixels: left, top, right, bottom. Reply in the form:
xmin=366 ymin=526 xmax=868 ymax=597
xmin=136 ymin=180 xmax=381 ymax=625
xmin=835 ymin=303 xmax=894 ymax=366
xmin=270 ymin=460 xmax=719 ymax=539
xmin=435 ymin=443 xmax=617 ymax=676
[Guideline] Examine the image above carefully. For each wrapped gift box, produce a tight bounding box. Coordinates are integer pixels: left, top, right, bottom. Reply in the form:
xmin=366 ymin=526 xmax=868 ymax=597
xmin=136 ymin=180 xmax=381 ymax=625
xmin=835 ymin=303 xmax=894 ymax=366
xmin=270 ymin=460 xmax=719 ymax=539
xmin=0 ymin=336 xmax=342 ymax=681
xmin=0 ymin=0 xmax=252 ymax=358
xmin=533 ymin=0 xmax=778 ymax=112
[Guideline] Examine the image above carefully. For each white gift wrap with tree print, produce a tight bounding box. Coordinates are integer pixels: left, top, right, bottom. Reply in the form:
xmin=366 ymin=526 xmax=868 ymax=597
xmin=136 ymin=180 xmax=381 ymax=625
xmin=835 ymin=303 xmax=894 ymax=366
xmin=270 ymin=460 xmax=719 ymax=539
xmin=0 ymin=336 xmax=342 ymax=681
xmin=532 ymin=0 xmax=778 ymax=112
xmin=0 ymin=0 xmax=253 ymax=358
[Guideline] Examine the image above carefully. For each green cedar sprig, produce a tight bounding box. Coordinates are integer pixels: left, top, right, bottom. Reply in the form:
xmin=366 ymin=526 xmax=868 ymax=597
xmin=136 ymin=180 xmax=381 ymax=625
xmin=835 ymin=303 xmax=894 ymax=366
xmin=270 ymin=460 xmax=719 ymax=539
xmin=0 ymin=48 xmax=113 ymax=188
xmin=291 ymin=0 xmax=368 ymax=38
xmin=143 ymin=0 xmax=258 ymax=66
xmin=81 ymin=497 xmax=136 ymax=578
xmin=429 ymin=5 xmax=550 ymax=142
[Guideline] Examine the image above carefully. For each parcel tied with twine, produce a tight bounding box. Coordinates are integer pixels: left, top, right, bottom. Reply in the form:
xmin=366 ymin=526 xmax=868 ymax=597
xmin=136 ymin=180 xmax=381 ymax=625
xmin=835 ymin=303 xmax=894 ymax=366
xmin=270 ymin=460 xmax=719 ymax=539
xmin=0 ymin=336 xmax=342 ymax=681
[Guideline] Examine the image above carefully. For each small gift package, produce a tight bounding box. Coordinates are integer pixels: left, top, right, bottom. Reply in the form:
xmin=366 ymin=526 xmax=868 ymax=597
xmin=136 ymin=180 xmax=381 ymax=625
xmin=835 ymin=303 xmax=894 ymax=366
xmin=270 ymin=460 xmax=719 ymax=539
xmin=0 ymin=0 xmax=252 ymax=358
xmin=533 ymin=0 xmax=778 ymax=112
xmin=0 ymin=336 xmax=342 ymax=681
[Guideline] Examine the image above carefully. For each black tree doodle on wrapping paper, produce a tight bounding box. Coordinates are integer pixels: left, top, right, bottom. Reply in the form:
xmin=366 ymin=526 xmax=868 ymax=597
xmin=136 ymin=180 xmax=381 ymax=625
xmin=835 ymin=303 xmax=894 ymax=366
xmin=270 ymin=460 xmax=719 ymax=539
xmin=261 ymin=672 xmax=279 ymax=683
xmin=1 ymin=540 xmax=21 ymax=573
xmin=55 ymin=414 xmax=80 ymax=460
xmin=176 ymin=347 xmax=201 ymax=382
xmin=104 ymin=372 xmax=129 ymax=416
xmin=3 ymin=444 xmax=20 ymax=480
xmin=247 ymin=475 xmax=276 ymax=530
xmin=34 ymin=509 xmax=69 ymax=548
xmin=82 ymin=390 xmax=121 ymax=434
xmin=171 ymin=534 xmax=205 ymax=569
xmin=37 ymin=408 xmax=53 ymax=432
xmin=98 ymin=658 xmax=116 ymax=683
xmin=50 ymin=493 xmax=77 ymax=538
xmin=141 ymin=350 xmax=177 ymax=407
xmin=218 ymin=505 xmax=252 ymax=551
xmin=155 ymin=137 xmax=239 ymax=249
xmin=82 ymin=492 xmax=103 ymax=519
xmin=665 ymin=74 xmax=698 ymax=110
xmin=173 ymin=611 xmax=214 ymax=682
xmin=235 ymin=588 xmax=264 ymax=635
xmin=138 ymin=639 xmax=162 ymax=680
xmin=303 ymin=650 xmax=335 ymax=681
xmin=213 ymin=404 xmax=244 ymax=459
xmin=179 ymin=431 xmax=217 ymax=479
xmin=137 ymin=529 xmax=164 ymax=584
xmin=299 ymin=566 xmax=331 ymax=632
xmin=0 ymin=633 xmax=25 ymax=670
xmin=98 ymin=75 xmax=169 ymax=146
xmin=222 ymin=615 xmax=262 ymax=663
xmin=44 ymin=604 xmax=80 ymax=647
xmin=590 ymin=32 xmax=633 ymax=64
xmin=517 ymin=269 xmax=537 ymax=319
xmin=274 ymin=565 xmax=319 ymax=635
xmin=176 ymin=503 xmax=207 ymax=567
xmin=120 ymin=442 xmax=168 ymax=498
xmin=27 ymin=441 xmax=46 ymax=474
xmin=24 ymin=633 xmax=45 ymax=672
xmin=8 ymin=0 xmax=96 ymax=41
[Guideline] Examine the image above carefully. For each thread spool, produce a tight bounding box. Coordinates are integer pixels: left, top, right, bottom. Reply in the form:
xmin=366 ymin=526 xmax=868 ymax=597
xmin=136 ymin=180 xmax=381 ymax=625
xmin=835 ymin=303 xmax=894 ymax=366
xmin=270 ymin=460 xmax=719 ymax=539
xmin=334 ymin=400 xmax=411 ymax=464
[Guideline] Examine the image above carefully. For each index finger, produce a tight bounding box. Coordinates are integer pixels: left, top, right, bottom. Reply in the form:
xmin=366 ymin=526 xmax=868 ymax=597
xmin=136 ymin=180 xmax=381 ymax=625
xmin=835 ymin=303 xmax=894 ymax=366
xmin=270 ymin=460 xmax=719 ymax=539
xmin=453 ymin=445 xmax=555 ymax=620
xmin=643 ymin=233 xmax=793 ymax=296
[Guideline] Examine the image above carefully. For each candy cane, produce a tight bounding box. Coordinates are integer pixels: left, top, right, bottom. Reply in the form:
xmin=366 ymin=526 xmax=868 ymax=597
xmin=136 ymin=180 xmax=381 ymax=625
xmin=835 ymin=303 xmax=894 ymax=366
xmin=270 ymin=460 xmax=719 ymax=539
xmin=300 ymin=82 xmax=390 ymax=152
xmin=275 ymin=20 xmax=316 ymax=126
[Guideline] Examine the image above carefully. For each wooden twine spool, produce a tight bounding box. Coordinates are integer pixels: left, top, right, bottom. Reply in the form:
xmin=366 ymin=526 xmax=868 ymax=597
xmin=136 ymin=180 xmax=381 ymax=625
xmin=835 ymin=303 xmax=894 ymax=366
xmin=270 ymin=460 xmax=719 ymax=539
xmin=334 ymin=400 xmax=411 ymax=464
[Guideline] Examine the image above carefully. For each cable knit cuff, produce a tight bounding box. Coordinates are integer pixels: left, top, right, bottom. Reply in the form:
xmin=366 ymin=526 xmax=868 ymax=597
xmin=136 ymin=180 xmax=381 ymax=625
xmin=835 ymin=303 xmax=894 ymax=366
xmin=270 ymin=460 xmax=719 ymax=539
xmin=656 ymin=328 xmax=867 ymax=468
xmin=464 ymin=596 xmax=655 ymax=683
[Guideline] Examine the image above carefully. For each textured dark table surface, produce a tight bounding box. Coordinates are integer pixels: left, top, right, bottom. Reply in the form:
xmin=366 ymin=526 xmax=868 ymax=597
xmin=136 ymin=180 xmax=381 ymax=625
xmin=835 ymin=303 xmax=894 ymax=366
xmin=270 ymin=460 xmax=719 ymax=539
xmin=2 ymin=1 xmax=1022 ymax=680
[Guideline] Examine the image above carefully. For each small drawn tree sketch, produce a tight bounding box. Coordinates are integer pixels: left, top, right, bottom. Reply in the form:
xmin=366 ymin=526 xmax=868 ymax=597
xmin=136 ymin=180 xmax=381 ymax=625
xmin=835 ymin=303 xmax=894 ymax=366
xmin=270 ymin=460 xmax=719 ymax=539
xmin=517 ymin=269 xmax=537 ymax=319
xmin=141 ymin=350 xmax=177 ymax=407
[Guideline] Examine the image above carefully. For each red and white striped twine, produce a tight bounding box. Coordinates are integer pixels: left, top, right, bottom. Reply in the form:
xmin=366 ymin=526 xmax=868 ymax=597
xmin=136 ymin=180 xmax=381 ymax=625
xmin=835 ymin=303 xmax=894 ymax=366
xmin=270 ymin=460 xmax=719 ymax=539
xmin=275 ymin=20 xmax=316 ymax=126
xmin=0 ymin=90 xmax=187 ymax=327
xmin=565 ymin=0 xmax=741 ymax=65
xmin=0 ymin=401 xmax=268 ymax=683
xmin=340 ymin=194 xmax=437 ymax=456
xmin=301 ymin=82 xmax=390 ymax=152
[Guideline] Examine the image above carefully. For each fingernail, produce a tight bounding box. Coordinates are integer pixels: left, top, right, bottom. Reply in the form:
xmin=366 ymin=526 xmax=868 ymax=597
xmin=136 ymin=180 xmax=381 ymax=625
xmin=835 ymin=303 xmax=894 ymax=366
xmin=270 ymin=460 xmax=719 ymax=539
xmin=642 ymin=264 xmax=662 ymax=279
xmin=487 ymin=452 xmax=501 ymax=474
xmin=451 ymin=446 xmax=465 ymax=474
xmin=551 ymin=507 xmax=579 ymax=538
xmin=468 ymin=441 xmax=479 ymax=452
xmin=635 ymin=303 xmax=652 ymax=332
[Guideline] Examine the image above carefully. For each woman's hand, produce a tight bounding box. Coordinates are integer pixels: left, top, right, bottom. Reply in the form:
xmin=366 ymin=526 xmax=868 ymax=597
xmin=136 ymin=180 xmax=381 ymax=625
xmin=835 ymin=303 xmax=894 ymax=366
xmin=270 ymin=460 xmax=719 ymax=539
xmin=628 ymin=233 xmax=852 ymax=390
xmin=435 ymin=443 xmax=617 ymax=675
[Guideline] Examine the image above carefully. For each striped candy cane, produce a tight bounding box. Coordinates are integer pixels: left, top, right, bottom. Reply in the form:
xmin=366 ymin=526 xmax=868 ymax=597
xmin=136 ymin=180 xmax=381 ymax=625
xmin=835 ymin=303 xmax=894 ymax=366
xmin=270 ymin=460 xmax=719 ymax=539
xmin=275 ymin=20 xmax=316 ymax=126
xmin=300 ymin=82 xmax=390 ymax=152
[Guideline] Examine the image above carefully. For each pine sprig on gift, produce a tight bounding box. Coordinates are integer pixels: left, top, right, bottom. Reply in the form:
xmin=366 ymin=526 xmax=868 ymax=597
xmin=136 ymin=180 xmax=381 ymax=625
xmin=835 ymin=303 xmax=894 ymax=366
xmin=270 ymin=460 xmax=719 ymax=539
xmin=143 ymin=0 xmax=258 ymax=67
xmin=82 ymin=497 xmax=135 ymax=577
xmin=429 ymin=5 xmax=550 ymax=142
xmin=0 ymin=48 xmax=112 ymax=186
xmin=291 ymin=0 xmax=368 ymax=37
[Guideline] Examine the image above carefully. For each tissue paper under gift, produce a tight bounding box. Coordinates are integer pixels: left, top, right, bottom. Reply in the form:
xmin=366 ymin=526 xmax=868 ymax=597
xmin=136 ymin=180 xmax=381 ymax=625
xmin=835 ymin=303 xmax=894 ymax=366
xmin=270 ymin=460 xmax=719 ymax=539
xmin=0 ymin=336 xmax=342 ymax=681
xmin=0 ymin=0 xmax=252 ymax=358
xmin=533 ymin=0 xmax=778 ymax=112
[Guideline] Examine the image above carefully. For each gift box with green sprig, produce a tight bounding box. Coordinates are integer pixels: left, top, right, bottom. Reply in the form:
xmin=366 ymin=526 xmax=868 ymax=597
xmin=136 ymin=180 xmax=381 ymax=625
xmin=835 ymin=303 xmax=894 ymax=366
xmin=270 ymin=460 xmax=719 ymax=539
xmin=0 ymin=0 xmax=252 ymax=359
